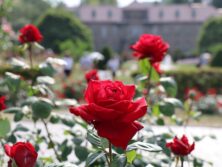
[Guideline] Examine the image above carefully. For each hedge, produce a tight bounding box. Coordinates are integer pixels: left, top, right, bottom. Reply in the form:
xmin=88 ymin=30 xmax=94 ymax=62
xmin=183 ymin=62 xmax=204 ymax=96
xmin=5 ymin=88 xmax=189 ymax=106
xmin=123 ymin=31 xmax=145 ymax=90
xmin=165 ymin=68 xmax=222 ymax=99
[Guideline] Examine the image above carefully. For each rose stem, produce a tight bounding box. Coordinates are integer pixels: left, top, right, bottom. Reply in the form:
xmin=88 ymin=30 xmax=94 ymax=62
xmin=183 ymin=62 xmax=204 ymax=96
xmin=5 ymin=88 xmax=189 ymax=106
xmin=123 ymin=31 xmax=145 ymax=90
xmin=41 ymin=118 xmax=61 ymax=161
xmin=109 ymin=142 xmax=112 ymax=166
xmin=147 ymin=61 xmax=153 ymax=96
xmin=175 ymin=156 xmax=179 ymax=167
xmin=28 ymin=44 xmax=33 ymax=68
xmin=180 ymin=157 xmax=184 ymax=167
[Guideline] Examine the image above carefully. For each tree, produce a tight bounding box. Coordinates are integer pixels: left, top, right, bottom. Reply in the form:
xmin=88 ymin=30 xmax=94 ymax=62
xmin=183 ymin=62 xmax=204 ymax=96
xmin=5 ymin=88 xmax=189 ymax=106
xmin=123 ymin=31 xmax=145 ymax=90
xmin=198 ymin=17 xmax=222 ymax=53
xmin=37 ymin=9 xmax=92 ymax=57
xmin=81 ymin=0 xmax=117 ymax=5
xmin=209 ymin=44 xmax=222 ymax=67
xmin=7 ymin=0 xmax=51 ymax=30
xmin=212 ymin=0 xmax=222 ymax=8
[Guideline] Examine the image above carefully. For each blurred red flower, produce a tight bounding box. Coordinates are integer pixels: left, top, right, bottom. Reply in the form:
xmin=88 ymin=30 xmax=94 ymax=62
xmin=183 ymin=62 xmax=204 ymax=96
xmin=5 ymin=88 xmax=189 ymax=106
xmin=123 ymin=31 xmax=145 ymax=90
xmin=85 ymin=69 xmax=99 ymax=83
xmin=18 ymin=24 xmax=43 ymax=44
xmin=70 ymin=80 xmax=147 ymax=149
xmin=184 ymin=87 xmax=204 ymax=101
xmin=131 ymin=34 xmax=169 ymax=64
xmin=4 ymin=142 xmax=38 ymax=167
xmin=0 ymin=96 xmax=6 ymax=111
xmin=152 ymin=62 xmax=163 ymax=74
xmin=166 ymin=135 xmax=195 ymax=156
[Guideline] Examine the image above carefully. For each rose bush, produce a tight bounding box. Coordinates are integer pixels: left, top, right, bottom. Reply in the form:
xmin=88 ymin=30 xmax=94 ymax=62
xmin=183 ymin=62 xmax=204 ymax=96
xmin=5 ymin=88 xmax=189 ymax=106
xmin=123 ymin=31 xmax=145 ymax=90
xmin=70 ymin=80 xmax=147 ymax=149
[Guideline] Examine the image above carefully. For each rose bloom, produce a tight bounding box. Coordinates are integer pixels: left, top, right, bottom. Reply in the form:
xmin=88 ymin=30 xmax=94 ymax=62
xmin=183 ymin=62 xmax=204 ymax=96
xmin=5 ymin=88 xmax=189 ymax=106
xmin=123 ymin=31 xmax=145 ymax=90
xmin=18 ymin=24 xmax=43 ymax=44
xmin=131 ymin=34 xmax=169 ymax=64
xmin=166 ymin=135 xmax=195 ymax=156
xmin=0 ymin=96 xmax=6 ymax=111
xmin=4 ymin=142 xmax=38 ymax=167
xmin=85 ymin=69 xmax=99 ymax=83
xmin=70 ymin=80 xmax=147 ymax=149
xmin=185 ymin=87 xmax=203 ymax=101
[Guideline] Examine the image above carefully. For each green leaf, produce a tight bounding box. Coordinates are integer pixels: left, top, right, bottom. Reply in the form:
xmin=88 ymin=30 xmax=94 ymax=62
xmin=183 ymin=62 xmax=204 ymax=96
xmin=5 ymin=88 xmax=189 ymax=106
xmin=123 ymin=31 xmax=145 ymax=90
xmin=126 ymin=150 xmax=136 ymax=164
xmin=163 ymin=98 xmax=183 ymax=109
xmin=160 ymin=77 xmax=177 ymax=97
xmin=61 ymin=145 xmax=72 ymax=161
xmin=13 ymin=124 xmax=29 ymax=132
xmin=127 ymin=142 xmax=162 ymax=152
xmin=14 ymin=112 xmax=24 ymax=122
xmin=87 ymin=131 xmax=101 ymax=147
xmin=86 ymin=152 xmax=105 ymax=167
xmin=61 ymin=117 xmax=75 ymax=127
xmin=45 ymin=163 xmax=77 ymax=167
xmin=37 ymin=76 xmax=55 ymax=85
xmin=0 ymin=118 xmax=11 ymax=138
xmin=3 ymin=107 xmax=22 ymax=114
xmin=75 ymin=146 xmax=89 ymax=161
xmin=139 ymin=59 xmax=159 ymax=82
xmin=49 ymin=114 xmax=60 ymax=124
xmin=101 ymin=137 xmax=109 ymax=148
xmin=111 ymin=155 xmax=127 ymax=167
xmin=159 ymin=101 xmax=175 ymax=117
xmin=31 ymin=100 xmax=52 ymax=119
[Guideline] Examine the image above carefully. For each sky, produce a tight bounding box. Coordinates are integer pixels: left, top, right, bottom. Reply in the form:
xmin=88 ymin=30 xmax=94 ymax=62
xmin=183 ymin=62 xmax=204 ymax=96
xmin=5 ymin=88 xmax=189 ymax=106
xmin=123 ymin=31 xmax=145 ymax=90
xmin=61 ymin=0 xmax=160 ymax=7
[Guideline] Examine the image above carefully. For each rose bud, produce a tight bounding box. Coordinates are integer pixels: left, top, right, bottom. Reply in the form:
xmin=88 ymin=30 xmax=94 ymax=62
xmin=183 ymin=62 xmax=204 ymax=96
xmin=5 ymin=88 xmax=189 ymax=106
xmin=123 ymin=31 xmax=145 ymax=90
xmin=166 ymin=135 xmax=195 ymax=156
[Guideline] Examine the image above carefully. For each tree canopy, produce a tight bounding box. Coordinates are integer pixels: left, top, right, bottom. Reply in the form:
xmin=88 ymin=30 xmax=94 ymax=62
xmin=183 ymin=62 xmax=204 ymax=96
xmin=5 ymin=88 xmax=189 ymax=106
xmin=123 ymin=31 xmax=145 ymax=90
xmin=81 ymin=0 xmax=117 ymax=5
xmin=198 ymin=17 xmax=222 ymax=53
xmin=37 ymin=9 xmax=92 ymax=58
xmin=7 ymin=0 xmax=51 ymax=30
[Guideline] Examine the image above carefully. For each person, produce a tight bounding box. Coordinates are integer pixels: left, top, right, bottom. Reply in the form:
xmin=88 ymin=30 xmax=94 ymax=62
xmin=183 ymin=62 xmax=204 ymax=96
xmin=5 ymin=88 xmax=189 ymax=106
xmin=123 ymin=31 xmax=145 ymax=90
xmin=63 ymin=54 xmax=74 ymax=77
xmin=107 ymin=56 xmax=120 ymax=79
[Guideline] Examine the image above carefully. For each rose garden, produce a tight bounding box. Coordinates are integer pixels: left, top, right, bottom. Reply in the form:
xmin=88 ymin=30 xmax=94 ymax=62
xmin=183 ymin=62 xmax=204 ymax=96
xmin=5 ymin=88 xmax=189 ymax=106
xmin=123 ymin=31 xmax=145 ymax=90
xmin=1 ymin=0 xmax=222 ymax=167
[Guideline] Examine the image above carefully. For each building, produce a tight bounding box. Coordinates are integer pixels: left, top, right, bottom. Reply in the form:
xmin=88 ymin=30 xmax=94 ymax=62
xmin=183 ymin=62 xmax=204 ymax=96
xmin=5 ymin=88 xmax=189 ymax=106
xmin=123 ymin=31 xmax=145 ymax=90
xmin=72 ymin=2 xmax=221 ymax=53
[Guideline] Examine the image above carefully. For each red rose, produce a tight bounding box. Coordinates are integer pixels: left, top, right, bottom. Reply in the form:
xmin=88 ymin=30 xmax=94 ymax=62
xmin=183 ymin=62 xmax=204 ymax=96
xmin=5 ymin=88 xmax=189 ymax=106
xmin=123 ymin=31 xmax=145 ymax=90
xmin=85 ymin=69 xmax=99 ymax=83
xmin=152 ymin=62 xmax=163 ymax=74
xmin=166 ymin=135 xmax=195 ymax=156
xmin=18 ymin=24 xmax=43 ymax=44
xmin=131 ymin=34 xmax=169 ymax=64
xmin=70 ymin=80 xmax=147 ymax=149
xmin=184 ymin=87 xmax=203 ymax=101
xmin=4 ymin=142 xmax=38 ymax=167
xmin=0 ymin=96 xmax=6 ymax=111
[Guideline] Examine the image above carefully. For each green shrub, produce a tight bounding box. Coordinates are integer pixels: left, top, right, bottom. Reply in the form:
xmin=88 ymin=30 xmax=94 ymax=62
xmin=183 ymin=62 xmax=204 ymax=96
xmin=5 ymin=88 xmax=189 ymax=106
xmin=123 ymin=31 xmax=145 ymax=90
xmin=209 ymin=44 xmax=222 ymax=67
xmin=198 ymin=17 xmax=222 ymax=53
xmin=165 ymin=68 xmax=222 ymax=99
xmin=37 ymin=9 xmax=92 ymax=57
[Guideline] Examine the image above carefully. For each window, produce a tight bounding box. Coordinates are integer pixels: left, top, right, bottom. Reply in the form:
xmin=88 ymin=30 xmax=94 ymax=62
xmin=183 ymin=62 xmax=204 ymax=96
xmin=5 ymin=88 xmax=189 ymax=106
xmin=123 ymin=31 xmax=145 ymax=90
xmin=191 ymin=9 xmax=196 ymax=18
xmin=175 ymin=10 xmax=180 ymax=18
xmin=159 ymin=10 xmax=164 ymax=19
xmin=108 ymin=10 xmax=112 ymax=18
xmin=92 ymin=10 xmax=96 ymax=18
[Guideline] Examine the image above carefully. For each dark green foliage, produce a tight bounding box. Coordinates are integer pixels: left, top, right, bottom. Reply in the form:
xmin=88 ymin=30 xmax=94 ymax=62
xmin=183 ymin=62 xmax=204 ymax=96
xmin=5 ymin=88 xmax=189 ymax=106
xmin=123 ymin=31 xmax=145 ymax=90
xmin=37 ymin=9 xmax=92 ymax=56
xmin=97 ymin=47 xmax=113 ymax=69
xmin=81 ymin=0 xmax=117 ymax=5
xmin=209 ymin=44 xmax=222 ymax=67
xmin=212 ymin=0 xmax=222 ymax=8
xmin=198 ymin=17 xmax=222 ymax=53
xmin=7 ymin=0 xmax=51 ymax=30
xmin=166 ymin=68 xmax=222 ymax=99
xmin=162 ymin=0 xmax=188 ymax=4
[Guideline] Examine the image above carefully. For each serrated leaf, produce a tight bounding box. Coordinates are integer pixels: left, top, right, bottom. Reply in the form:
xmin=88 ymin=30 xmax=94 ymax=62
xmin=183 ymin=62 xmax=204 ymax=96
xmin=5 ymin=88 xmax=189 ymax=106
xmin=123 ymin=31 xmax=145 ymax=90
xmin=75 ymin=146 xmax=89 ymax=161
xmin=87 ymin=131 xmax=101 ymax=147
xmin=127 ymin=142 xmax=162 ymax=152
xmin=3 ymin=107 xmax=22 ymax=114
xmin=31 ymin=100 xmax=52 ymax=119
xmin=86 ymin=152 xmax=105 ymax=167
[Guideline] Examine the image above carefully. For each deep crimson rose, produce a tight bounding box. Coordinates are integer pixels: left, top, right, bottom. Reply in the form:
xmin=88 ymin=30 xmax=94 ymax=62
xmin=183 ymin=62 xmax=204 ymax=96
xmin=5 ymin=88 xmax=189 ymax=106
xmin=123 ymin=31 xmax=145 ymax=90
xmin=4 ymin=142 xmax=38 ymax=167
xmin=85 ymin=69 xmax=99 ymax=83
xmin=70 ymin=80 xmax=147 ymax=149
xmin=166 ymin=135 xmax=195 ymax=156
xmin=18 ymin=24 xmax=43 ymax=44
xmin=0 ymin=96 xmax=6 ymax=111
xmin=131 ymin=34 xmax=169 ymax=63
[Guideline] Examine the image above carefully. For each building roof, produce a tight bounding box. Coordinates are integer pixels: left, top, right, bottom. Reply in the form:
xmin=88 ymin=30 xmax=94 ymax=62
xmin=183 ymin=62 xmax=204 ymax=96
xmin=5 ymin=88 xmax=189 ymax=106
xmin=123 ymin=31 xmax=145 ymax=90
xmin=72 ymin=2 xmax=220 ymax=23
